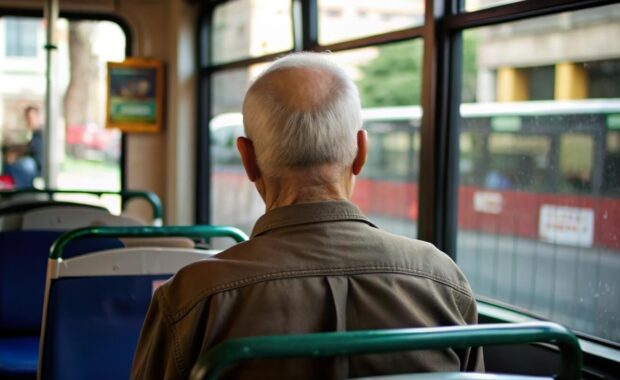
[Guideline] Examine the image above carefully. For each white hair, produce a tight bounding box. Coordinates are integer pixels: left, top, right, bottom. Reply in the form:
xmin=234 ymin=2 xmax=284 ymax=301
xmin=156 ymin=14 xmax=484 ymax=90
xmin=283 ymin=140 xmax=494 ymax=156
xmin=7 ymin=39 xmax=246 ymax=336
xmin=242 ymin=52 xmax=362 ymax=178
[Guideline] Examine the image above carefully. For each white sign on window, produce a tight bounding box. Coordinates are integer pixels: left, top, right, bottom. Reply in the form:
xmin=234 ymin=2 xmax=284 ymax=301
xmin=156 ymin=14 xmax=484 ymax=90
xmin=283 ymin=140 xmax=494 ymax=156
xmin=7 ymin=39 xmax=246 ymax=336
xmin=473 ymin=191 xmax=503 ymax=214
xmin=539 ymin=205 xmax=594 ymax=247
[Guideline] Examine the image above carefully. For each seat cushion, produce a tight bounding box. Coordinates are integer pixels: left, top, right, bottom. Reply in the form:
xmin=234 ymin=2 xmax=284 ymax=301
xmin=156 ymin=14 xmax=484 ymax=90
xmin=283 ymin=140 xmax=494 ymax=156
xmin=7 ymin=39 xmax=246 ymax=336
xmin=0 ymin=336 xmax=38 ymax=376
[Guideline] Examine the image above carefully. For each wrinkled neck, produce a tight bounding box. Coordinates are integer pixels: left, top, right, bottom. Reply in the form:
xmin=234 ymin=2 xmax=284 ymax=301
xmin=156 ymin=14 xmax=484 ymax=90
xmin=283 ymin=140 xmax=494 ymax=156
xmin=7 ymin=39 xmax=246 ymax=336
xmin=257 ymin=165 xmax=355 ymax=211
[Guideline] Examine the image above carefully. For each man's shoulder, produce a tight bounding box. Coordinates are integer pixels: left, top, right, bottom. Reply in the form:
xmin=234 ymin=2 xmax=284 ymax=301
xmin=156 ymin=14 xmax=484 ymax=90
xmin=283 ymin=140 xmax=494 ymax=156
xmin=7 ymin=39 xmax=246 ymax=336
xmin=155 ymin=240 xmax=278 ymax=320
xmin=157 ymin=226 xmax=472 ymax=321
xmin=364 ymin=227 xmax=472 ymax=293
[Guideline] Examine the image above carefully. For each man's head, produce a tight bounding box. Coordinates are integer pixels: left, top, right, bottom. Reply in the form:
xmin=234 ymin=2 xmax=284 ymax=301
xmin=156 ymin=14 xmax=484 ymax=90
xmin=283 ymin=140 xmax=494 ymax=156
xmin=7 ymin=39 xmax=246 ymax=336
xmin=238 ymin=52 xmax=367 ymax=208
xmin=24 ymin=106 xmax=42 ymax=130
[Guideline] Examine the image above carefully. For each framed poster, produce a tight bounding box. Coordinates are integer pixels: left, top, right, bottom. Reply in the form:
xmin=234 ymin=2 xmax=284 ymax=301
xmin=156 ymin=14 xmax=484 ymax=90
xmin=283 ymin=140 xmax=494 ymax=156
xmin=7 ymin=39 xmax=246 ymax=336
xmin=106 ymin=58 xmax=164 ymax=133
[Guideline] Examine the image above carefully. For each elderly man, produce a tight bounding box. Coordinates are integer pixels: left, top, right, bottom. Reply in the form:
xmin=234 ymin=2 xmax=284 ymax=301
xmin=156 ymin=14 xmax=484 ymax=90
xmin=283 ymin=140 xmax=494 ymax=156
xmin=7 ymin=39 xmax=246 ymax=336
xmin=131 ymin=52 xmax=483 ymax=379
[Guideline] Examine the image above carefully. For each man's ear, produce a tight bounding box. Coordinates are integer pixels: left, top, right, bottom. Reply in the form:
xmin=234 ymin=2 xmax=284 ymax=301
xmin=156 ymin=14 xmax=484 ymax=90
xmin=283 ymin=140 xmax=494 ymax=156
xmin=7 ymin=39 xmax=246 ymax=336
xmin=352 ymin=129 xmax=368 ymax=175
xmin=237 ymin=136 xmax=261 ymax=182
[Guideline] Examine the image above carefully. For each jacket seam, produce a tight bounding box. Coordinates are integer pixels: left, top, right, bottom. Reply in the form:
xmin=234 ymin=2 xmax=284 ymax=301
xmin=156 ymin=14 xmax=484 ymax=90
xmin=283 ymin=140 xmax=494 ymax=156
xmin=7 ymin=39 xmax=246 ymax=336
xmin=168 ymin=266 xmax=472 ymax=323
xmin=460 ymin=292 xmax=476 ymax=322
xmin=159 ymin=289 xmax=188 ymax=376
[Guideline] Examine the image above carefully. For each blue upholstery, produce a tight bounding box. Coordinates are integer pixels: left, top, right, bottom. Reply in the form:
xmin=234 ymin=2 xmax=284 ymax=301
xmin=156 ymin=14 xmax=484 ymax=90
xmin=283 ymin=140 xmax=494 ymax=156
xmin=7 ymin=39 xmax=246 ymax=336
xmin=41 ymin=274 xmax=170 ymax=380
xmin=0 ymin=231 xmax=123 ymax=378
xmin=0 ymin=231 xmax=123 ymax=333
xmin=0 ymin=231 xmax=61 ymax=334
xmin=0 ymin=336 xmax=38 ymax=378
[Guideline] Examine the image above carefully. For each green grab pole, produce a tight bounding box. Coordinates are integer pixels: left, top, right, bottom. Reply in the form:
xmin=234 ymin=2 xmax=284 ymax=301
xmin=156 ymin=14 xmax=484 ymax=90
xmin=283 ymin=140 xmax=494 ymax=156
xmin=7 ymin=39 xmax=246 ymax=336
xmin=190 ymin=322 xmax=581 ymax=380
xmin=49 ymin=225 xmax=248 ymax=260
xmin=0 ymin=189 xmax=163 ymax=222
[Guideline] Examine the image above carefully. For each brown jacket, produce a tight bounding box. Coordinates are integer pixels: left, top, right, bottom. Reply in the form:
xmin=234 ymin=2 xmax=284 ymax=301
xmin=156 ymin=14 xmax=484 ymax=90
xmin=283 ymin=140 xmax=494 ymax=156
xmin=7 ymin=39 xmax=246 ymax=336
xmin=131 ymin=201 xmax=484 ymax=379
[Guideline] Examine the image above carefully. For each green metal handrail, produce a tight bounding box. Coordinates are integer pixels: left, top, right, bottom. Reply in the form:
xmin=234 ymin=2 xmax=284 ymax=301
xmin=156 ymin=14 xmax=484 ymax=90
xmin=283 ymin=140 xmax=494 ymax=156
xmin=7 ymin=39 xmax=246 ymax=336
xmin=0 ymin=189 xmax=163 ymax=223
xmin=49 ymin=225 xmax=249 ymax=260
xmin=190 ymin=322 xmax=582 ymax=380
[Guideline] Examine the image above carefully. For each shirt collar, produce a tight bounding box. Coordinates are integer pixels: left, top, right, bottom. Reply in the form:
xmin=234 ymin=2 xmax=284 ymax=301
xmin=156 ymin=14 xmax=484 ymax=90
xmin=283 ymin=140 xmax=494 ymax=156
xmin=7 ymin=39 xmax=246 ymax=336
xmin=251 ymin=200 xmax=377 ymax=238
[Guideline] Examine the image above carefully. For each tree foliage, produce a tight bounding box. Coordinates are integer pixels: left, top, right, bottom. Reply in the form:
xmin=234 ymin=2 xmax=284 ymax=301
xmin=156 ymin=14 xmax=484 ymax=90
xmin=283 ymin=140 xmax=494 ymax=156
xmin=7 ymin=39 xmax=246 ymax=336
xmin=356 ymin=35 xmax=479 ymax=107
xmin=461 ymin=32 xmax=479 ymax=103
xmin=356 ymin=41 xmax=423 ymax=108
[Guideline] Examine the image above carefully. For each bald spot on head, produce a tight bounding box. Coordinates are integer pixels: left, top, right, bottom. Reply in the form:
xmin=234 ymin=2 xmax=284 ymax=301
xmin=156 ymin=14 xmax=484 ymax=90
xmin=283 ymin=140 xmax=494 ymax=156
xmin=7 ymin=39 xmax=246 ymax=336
xmin=246 ymin=66 xmax=341 ymax=112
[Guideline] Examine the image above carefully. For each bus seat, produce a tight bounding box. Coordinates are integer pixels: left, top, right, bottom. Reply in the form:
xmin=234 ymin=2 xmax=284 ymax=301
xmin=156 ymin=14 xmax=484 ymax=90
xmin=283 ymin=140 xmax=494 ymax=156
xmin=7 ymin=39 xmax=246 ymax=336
xmin=0 ymin=336 xmax=38 ymax=378
xmin=0 ymin=207 xmax=139 ymax=232
xmin=0 ymin=200 xmax=106 ymax=217
xmin=0 ymin=193 xmax=49 ymax=208
xmin=0 ymin=214 xmax=22 ymax=231
xmin=189 ymin=322 xmax=581 ymax=380
xmin=0 ymin=212 xmax=141 ymax=379
xmin=0 ymin=204 xmax=116 ymax=232
xmin=0 ymin=232 xmax=124 ymax=334
xmin=121 ymin=236 xmax=195 ymax=249
xmin=21 ymin=207 xmax=142 ymax=230
xmin=0 ymin=233 xmax=123 ymax=379
xmin=39 ymin=246 xmax=219 ymax=380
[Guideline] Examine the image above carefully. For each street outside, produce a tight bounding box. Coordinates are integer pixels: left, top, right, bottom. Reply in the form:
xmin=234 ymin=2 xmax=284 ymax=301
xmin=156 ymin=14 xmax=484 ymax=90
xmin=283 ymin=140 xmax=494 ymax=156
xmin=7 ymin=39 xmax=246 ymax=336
xmin=369 ymin=214 xmax=620 ymax=343
xmin=55 ymin=157 xmax=122 ymax=214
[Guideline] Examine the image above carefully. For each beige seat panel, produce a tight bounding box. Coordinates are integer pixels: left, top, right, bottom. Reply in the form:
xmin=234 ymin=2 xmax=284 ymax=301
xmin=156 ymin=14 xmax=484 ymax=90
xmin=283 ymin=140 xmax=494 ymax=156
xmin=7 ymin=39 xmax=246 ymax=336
xmin=22 ymin=207 xmax=144 ymax=230
xmin=0 ymin=214 xmax=23 ymax=231
xmin=121 ymin=237 xmax=195 ymax=249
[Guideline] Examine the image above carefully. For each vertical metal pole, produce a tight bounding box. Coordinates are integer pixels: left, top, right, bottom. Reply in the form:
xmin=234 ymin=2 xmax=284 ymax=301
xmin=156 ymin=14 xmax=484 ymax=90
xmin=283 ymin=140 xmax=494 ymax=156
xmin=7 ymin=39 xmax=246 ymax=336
xmin=300 ymin=0 xmax=318 ymax=50
xmin=418 ymin=0 xmax=459 ymax=257
xmin=196 ymin=6 xmax=212 ymax=224
xmin=44 ymin=0 xmax=59 ymax=188
xmin=418 ymin=0 xmax=444 ymax=245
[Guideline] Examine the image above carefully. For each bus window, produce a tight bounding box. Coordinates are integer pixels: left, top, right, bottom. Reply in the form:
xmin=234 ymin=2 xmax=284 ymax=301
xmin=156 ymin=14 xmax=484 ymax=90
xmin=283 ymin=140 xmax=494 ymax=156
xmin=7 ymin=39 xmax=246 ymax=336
xmin=603 ymin=130 xmax=620 ymax=197
xmin=363 ymin=121 xmax=417 ymax=182
xmin=209 ymin=65 xmax=266 ymax=237
xmin=318 ymin=0 xmax=424 ymax=46
xmin=559 ymin=133 xmax=594 ymax=194
xmin=211 ymin=117 xmax=243 ymax=168
xmin=456 ymin=3 xmax=620 ymax=344
xmin=486 ymin=133 xmax=552 ymax=192
xmin=210 ymin=0 xmax=292 ymax=65
xmin=59 ymin=20 xmax=125 ymax=212
xmin=463 ymin=0 xmax=524 ymax=12
xmin=331 ymin=39 xmax=423 ymax=238
xmin=0 ymin=17 xmax=125 ymax=211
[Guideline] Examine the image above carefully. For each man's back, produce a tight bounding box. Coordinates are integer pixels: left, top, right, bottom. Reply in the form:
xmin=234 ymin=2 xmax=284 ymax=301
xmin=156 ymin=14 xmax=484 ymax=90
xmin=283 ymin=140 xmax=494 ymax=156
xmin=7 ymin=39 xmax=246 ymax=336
xmin=131 ymin=201 xmax=483 ymax=379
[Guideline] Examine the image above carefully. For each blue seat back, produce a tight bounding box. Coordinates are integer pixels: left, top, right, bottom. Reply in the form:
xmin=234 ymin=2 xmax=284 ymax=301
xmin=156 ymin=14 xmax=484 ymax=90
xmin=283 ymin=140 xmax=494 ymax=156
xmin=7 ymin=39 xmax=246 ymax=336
xmin=40 ymin=247 xmax=217 ymax=380
xmin=0 ymin=231 xmax=61 ymax=334
xmin=0 ymin=231 xmax=122 ymax=334
xmin=42 ymin=274 xmax=169 ymax=380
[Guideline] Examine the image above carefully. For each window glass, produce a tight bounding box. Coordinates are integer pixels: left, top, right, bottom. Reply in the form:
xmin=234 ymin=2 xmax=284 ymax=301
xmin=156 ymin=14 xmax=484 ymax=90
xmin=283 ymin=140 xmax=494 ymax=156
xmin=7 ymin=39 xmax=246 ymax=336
xmin=318 ymin=0 xmax=424 ymax=45
xmin=0 ymin=17 xmax=125 ymax=212
xmin=603 ymin=130 xmax=620 ymax=196
xmin=559 ymin=133 xmax=594 ymax=194
xmin=331 ymin=39 xmax=423 ymax=238
xmin=457 ymin=4 xmax=620 ymax=343
xmin=210 ymin=65 xmax=267 ymax=236
xmin=4 ymin=17 xmax=39 ymax=57
xmin=210 ymin=0 xmax=292 ymax=65
xmin=463 ymin=0 xmax=524 ymax=12
xmin=587 ymin=59 xmax=620 ymax=98
xmin=486 ymin=133 xmax=552 ymax=192
xmin=527 ymin=66 xmax=554 ymax=100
